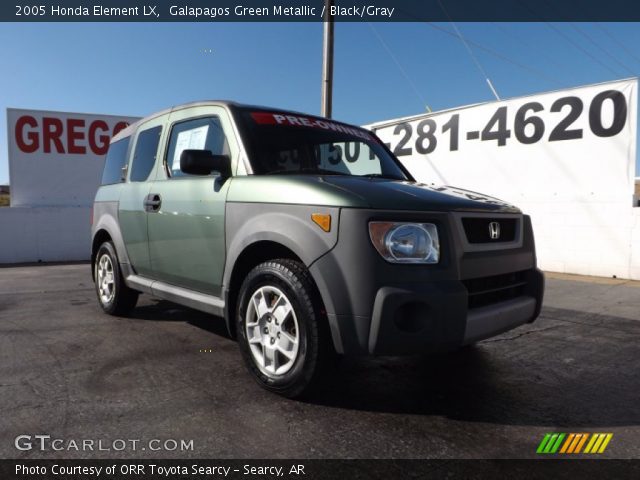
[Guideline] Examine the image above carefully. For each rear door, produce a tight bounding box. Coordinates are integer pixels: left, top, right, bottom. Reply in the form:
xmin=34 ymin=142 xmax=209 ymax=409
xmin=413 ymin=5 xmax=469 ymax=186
xmin=146 ymin=106 xmax=240 ymax=296
xmin=118 ymin=117 xmax=165 ymax=277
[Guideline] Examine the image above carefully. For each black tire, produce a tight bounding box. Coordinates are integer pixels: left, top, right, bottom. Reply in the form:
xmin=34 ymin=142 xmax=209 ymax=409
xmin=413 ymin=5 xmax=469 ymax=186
xmin=94 ymin=241 xmax=138 ymax=316
xmin=236 ymin=259 xmax=329 ymax=398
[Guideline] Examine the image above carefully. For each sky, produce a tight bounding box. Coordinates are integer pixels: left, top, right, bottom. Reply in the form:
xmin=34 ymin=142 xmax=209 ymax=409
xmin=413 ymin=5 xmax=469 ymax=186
xmin=1 ymin=21 xmax=639 ymax=184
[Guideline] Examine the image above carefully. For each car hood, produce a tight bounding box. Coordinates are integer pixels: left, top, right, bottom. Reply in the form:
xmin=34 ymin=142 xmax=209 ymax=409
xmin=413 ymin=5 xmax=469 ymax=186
xmin=320 ymin=176 xmax=520 ymax=213
xmin=228 ymin=175 xmax=520 ymax=213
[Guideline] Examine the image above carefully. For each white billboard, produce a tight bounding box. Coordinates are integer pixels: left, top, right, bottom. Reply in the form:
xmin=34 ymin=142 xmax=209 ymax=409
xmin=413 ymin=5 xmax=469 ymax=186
xmin=367 ymin=79 xmax=639 ymax=279
xmin=7 ymin=108 xmax=139 ymax=207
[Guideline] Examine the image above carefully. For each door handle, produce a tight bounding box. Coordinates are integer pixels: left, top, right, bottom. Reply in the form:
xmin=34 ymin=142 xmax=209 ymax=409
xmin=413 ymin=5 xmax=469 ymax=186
xmin=144 ymin=194 xmax=162 ymax=212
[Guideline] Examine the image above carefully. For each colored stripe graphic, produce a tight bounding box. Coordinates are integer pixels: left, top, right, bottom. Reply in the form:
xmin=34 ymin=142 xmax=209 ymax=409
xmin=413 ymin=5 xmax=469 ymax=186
xmin=584 ymin=434 xmax=599 ymax=453
xmin=598 ymin=434 xmax=614 ymax=453
xmin=536 ymin=434 xmax=552 ymax=454
xmin=559 ymin=433 xmax=575 ymax=453
xmin=550 ymin=433 xmax=565 ymax=453
xmin=573 ymin=434 xmax=589 ymax=453
xmin=537 ymin=433 xmax=613 ymax=454
xmin=584 ymin=433 xmax=613 ymax=453
xmin=544 ymin=433 xmax=559 ymax=453
xmin=537 ymin=433 xmax=565 ymax=454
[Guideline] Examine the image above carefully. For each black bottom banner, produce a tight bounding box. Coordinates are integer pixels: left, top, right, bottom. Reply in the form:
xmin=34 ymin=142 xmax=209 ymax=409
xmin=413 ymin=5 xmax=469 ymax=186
xmin=1 ymin=459 xmax=639 ymax=480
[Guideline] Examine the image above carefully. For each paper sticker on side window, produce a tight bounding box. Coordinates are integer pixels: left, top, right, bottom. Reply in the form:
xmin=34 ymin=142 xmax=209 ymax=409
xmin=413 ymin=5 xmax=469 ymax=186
xmin=172 ymin=125 xmax=209 ymax=171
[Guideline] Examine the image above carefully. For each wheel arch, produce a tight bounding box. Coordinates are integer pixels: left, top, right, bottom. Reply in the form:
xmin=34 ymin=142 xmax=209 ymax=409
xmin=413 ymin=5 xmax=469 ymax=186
xmin=91 ymin=201 xmax=131 ymax=277
xmin=223 ymin=205 xmax=339 ymax=340
xmin=223 ymin=240 xmax=329 ymax=340
xmin=91 ymin=229 xmax=113 ymax=278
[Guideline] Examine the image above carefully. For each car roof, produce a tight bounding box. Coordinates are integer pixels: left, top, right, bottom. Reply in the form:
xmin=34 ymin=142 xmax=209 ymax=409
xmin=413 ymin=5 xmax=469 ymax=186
xmin=110 ymin=100 xmax=367 ymax=143
xmin=111 ymin=100 xmax=237 ymax=142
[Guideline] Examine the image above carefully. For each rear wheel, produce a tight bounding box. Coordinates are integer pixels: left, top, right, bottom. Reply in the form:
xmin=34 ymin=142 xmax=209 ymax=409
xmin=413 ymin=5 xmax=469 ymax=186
xmin=236 ymin=259 xmax=329 ymax=398
xmin=94 ymin=241 xmax=138 ymax=316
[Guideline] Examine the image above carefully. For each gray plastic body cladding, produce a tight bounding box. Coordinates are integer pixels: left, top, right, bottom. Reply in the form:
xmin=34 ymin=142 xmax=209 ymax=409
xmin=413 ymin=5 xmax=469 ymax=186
xmin=222 ymin=202 xmax=340 ymax=327
xmin=224 ymin=202 xmax=340 ymax=275
xmin=126 ymin=275 xmax=225 ymax=317
xmin=309 ymin=209 xmax=543 ymax=355
xmin=92 ymin=200 xmax=131 ymax=269
xmin=463 ymin=296 xmax=537 ymax=345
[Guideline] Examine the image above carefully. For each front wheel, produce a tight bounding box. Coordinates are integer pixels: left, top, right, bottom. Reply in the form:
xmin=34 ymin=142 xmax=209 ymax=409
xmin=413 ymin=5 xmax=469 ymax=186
xmin=236 ymin=259 xmax=329 ymax=398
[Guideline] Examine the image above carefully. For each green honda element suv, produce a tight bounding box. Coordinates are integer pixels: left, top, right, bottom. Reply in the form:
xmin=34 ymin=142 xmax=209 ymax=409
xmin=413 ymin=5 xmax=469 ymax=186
xmin=91 ymin=101 xmax=544 ymax=397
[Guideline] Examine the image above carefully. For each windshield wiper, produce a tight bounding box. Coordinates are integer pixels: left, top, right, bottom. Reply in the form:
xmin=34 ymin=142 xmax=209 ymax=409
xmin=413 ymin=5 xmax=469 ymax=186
xmin=360 ymin=173 xmax=404 ymax=180
xmin=265 ymin=168 xmax=345 ymax=176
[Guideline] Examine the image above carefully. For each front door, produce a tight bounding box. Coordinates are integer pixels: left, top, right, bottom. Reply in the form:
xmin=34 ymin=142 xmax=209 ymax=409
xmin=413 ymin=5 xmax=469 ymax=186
xmin=146 ymin=106 xmax=239 ymax=297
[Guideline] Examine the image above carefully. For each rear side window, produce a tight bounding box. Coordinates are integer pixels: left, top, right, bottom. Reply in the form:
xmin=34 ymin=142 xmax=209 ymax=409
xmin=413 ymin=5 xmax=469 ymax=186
xmin=101 ymin=137 xmax=131 ymax=185
xmin=130 ymin=126 xmax=162 ymax=182
xmin=165 ymin=116 xmax=229 ymax=178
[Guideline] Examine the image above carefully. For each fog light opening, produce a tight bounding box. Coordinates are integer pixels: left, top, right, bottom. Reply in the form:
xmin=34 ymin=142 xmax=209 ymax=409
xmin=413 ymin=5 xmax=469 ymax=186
xmin=394 ymin=301 xmax=430 ymax=333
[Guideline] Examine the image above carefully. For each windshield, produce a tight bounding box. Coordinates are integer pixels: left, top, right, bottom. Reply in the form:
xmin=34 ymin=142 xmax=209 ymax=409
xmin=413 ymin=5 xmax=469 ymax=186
xmin=237 ymin=109 xmax=409 ymax=180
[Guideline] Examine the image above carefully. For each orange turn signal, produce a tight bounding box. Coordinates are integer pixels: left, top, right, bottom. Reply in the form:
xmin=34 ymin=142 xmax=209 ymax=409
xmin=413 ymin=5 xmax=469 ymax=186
xmin=311 ymin=213 xmax=331 ymax=232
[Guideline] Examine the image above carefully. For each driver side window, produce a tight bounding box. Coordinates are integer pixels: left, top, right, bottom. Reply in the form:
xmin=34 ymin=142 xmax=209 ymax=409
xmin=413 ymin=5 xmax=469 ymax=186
xmin=165 ymin=116 xmax=229 ymax=178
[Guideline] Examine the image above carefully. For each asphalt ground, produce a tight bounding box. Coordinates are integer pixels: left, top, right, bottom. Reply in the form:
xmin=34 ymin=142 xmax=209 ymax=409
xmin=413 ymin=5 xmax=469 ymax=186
xmin=0 ymin=264 xmax=639 ymax=459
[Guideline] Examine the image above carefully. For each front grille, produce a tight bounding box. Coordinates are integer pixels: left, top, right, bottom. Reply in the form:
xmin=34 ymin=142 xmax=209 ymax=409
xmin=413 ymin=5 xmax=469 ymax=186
xmin=461 ymin=217 xmax=517 ymax=243
xmin=462 ymin=270 xmax=527 ymax=309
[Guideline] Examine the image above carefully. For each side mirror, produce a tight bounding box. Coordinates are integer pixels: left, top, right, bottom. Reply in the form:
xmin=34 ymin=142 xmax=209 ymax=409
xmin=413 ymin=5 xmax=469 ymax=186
xmin=180 ymin=149 xmax=231 ymax=179
xmin=120 ymin=163 xmax=128 ymax=182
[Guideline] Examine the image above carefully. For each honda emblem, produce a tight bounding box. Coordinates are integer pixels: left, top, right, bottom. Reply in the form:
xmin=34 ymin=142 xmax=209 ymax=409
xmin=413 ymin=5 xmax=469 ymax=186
xmin=488 ymin=222 xmax=501 ymax=240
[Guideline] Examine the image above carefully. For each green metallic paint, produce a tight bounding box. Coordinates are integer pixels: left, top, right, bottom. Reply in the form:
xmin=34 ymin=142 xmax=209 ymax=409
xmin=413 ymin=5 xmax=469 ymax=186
xmin=117 ymin=113 xmax=168 ymax=278
xmin=227 ymin=175 xmax=519 ymax=213
xmin=118 ymin=182 xmax=153 ymax=277
xmin=321 ymin=177 xmax=521 ymax=213
xmin=147 ymin=177 xmax=229 ymax=295
xmin=226 ymin=175 xmax=369 ymax=207
xmin=94 ymin=184 xmax=123 ymax=202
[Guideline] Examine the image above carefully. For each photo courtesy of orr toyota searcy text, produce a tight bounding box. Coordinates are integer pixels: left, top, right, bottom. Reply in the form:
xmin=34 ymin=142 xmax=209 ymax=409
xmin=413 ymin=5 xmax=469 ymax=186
xmin=15 ymin=463 xmax=303 ymax=477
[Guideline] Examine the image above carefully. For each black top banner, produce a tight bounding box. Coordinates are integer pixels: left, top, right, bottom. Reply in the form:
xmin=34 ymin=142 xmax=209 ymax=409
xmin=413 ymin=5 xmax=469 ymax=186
xmin=3 ymin=0 xmax=640 ymax=22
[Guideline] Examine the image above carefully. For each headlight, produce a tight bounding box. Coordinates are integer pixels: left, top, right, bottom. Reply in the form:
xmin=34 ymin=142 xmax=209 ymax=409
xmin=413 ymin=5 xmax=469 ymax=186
xmin=369 ymin=222 xmax=439 ymax=264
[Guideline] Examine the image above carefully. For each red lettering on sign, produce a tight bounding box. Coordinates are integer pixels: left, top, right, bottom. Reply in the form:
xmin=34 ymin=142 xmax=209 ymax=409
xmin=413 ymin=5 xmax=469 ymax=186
xmin=67 ymin=118 xmax=86 ymax=154
xmin=42 ymin=117 xmax=64 ymax=154
xmin=15 ymin=115 xmax=39 ymax=153
xmin=88 ymin=120 xmax=110 ymax=155
xmin=113 ymin=121 xmax=129 ymax=137
xmin=13 ymin=116 xmax=131 ymax=155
